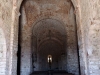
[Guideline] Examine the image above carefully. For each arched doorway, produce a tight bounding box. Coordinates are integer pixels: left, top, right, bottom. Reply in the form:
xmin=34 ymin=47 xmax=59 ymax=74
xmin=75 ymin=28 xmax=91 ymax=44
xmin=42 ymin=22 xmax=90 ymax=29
xmin=18 ymin=0 xmax=82 ymax=75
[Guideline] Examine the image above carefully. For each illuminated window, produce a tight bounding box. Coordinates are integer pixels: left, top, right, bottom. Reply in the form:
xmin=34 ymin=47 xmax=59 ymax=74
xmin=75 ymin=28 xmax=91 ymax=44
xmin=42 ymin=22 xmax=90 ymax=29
xmin=47 ymin=55 xmax=52 ymax=63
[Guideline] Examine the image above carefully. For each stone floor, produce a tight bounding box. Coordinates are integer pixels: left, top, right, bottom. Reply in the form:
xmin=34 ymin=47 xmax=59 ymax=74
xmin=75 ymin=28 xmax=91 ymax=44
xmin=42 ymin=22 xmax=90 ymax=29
xmin=30 ymin=71 xmax=74 ymax=75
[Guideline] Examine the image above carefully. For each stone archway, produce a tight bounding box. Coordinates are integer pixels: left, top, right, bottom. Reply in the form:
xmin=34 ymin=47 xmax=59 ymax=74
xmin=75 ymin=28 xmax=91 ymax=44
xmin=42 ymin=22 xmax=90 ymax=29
xmin=11 ymin=0 xmax=87 ymax=75
xmin=32 ymin=18 xmax=67 ymax=71
xmin=19 ymin=0 xmax=80 ymax=74
xmin=0 ymin=28 xmax=7 ymax=75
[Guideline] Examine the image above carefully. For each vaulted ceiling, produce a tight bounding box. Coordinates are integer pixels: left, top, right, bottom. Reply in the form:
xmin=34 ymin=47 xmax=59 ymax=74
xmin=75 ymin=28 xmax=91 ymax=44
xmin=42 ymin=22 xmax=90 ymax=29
xmin=32 ymin=18 xmax=67 ymax=55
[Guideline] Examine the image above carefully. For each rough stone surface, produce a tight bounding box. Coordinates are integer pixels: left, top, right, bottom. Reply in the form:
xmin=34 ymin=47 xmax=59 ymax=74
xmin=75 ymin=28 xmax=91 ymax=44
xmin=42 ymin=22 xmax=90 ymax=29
xmin=79 ymin=0 xmax=100 ymax=75
xmin=0 ymin=0 xmax=100 ymax=75
xmin=0 ymin=0 xmax=22 ymax=75
xmin=0 ymin=28 xmax=6 ymax=75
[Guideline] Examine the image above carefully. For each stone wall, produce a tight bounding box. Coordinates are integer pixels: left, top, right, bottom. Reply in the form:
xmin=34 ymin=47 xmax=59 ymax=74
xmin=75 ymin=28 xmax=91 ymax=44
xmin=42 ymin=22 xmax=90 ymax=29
xmin=0 ymin=0 xmax=13 ymax=75
xmin=0 ymin=0 xmax=22 ymax=75
xmin=0 ymin=28 xmax=6 ymax=75
xmin=79 ymin=0 xmax=100 ymax=75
